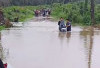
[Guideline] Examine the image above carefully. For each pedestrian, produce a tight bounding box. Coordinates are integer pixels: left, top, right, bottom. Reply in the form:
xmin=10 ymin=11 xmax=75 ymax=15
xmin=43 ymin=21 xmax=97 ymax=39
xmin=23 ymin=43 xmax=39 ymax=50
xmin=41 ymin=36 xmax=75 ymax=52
xmin=47 ymin=9 xmax=51 ymax=17
xmin=46 ymin=10 xmax=49 ymax=17
xmin=34 ymin=10 xmax=36 ymax=17
xmin=35 ymin=10 xmax=39 ymax=17
xmin=43 ymin=9 xmax=46 ymax=17
xmin=58 ymin=17 xmax=66 ymax=32
xmin=58 ymin=18 xmax=61 ymax=31
xmin=66 ymin=19 xmax=71 ymax=31
xmin=0 ymin=59 xmax=4 ymax=68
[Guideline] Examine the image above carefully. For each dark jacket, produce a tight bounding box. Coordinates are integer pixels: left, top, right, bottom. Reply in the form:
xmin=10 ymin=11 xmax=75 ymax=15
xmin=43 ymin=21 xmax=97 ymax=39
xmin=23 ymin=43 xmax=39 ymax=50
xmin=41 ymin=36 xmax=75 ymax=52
xmin=66 ymin=22 xmax=71 ymax=31
xmin=0 ymin=59 xmax=4 ymax=68
xmin=58 ymin=21 xmax=61 ymax=25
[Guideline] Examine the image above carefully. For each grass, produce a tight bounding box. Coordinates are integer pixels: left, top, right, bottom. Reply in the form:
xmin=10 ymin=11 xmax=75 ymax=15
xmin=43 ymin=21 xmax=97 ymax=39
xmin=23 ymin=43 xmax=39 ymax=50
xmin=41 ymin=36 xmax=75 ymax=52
xmin=0 ymin=26 xmax=5 ymax=31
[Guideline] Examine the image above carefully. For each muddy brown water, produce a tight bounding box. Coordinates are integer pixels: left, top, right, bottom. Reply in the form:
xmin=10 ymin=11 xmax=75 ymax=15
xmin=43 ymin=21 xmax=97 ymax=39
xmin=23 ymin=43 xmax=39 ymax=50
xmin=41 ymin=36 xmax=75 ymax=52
xmin=1 ymin=17 xmax=100 ymax=68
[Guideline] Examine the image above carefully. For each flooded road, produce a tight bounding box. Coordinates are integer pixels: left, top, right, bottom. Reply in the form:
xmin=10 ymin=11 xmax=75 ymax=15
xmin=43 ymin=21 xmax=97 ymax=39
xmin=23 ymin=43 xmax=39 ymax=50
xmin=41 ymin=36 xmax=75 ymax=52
xmin=1 ymin=17 xmax=100 ymax=68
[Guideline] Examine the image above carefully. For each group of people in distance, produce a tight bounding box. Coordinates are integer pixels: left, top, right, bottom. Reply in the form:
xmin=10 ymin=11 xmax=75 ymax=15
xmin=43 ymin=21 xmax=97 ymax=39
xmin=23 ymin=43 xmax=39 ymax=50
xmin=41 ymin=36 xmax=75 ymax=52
xmin=58 ymin=17 xmax=71 ymax=32
xmin=34 ymin=9 xmax=51 ymax=17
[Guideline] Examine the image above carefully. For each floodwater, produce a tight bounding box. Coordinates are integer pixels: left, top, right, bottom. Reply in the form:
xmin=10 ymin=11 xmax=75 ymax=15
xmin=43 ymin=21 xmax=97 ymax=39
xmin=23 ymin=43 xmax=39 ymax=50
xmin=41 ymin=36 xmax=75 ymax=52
xmin=1 ymin=17 xmax=100 ymax=68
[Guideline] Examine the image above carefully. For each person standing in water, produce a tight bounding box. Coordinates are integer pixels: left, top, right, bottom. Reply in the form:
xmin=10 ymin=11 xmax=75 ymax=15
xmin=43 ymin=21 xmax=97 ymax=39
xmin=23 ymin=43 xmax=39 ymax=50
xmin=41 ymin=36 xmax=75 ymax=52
xmin=58 ymin=17 xmax=65 ymax=32
xmin=66 ymin=19 xmax=71 ymax=31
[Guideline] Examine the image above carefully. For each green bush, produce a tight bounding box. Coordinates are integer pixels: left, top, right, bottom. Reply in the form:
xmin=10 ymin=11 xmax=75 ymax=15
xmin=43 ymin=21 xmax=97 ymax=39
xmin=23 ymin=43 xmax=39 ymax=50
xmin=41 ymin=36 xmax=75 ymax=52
xmin=3 ymin=6 xmax=35 ymax=22
xmin=51 ymin=3 xmax=100 ymax=25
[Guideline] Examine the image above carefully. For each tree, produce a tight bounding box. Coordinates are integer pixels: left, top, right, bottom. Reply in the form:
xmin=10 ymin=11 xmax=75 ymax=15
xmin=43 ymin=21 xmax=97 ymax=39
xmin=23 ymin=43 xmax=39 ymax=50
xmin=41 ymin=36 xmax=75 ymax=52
xmin=0 ymin=0 xmax=100 ymax=6
xmin=91 ymin=0 xmax=95 ymax=25
xmin=84 ymin=0 xmax=88 ymax=12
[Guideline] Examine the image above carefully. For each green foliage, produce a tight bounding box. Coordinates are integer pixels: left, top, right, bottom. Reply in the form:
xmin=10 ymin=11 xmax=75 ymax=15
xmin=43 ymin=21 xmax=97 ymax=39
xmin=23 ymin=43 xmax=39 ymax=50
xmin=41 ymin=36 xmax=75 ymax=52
xmin=0 ymin=26 xmax=5 ymax=30
xmin=3 ymin=6 xmax=35 ymax=22
xmin=95 ymin=4 xmax=100 ymax=24
xmin=51 ymin=3 xmax=100 ymax=25
xmin=0 ymin=0 xmax=100 ymax=6
xmin=2 ymin=3 xmax=100 ymax=25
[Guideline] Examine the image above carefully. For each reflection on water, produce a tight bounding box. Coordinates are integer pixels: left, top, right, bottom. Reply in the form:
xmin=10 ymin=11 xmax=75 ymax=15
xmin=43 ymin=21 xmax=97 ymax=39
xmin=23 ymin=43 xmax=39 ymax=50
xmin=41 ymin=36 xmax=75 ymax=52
xmin=66 ymin=32 xmax=71 ymax=39
xmin=80 ymin=27 xmax=94 ymax=68
xmin=66 ymin=32 xmax=71 ymax=44
xmin=58 ymin=32 xmax=71 ymax=39
xmin=1 ymin=18 xmax=100 ymax=68
xmin=58 ymin=32 xmax=71 ymax=44
xmin=58 ymin=32 xmax=66 ymax=39
xmin=58 ymin=26 xmax=100 ymax=68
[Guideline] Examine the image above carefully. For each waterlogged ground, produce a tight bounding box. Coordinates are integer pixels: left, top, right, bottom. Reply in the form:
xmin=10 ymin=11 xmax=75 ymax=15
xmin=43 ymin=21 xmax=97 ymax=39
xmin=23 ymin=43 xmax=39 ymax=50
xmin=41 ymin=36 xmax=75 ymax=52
xmin=1 ymin=17 xmax=100 ymax=68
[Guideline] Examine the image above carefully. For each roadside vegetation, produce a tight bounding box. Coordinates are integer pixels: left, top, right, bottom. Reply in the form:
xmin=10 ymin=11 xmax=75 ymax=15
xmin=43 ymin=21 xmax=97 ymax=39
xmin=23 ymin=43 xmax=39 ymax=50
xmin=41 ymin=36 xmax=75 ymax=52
xmin=3 ymin=6 xmax=35 ymax=22
xmin=2 ymin=3 xmax=100 ymax=26
xmin=0 ymin=26 xmax=5 ymax=30
xmin=51 ymin=3 xmax=100 ymax=26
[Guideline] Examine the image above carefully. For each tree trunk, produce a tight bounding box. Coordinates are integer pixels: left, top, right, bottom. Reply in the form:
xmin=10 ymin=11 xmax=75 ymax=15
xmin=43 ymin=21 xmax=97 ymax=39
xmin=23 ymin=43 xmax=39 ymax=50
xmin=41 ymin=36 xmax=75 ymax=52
xmin=91 ymin=0 xmax=95 ymax=25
